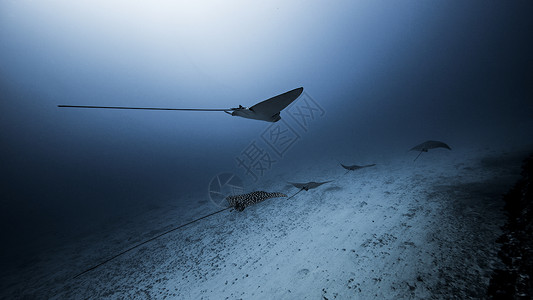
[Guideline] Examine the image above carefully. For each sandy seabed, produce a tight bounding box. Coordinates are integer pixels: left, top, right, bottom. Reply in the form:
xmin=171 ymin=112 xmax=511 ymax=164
xmin=1 ymin=146 xmax=529 ymax=299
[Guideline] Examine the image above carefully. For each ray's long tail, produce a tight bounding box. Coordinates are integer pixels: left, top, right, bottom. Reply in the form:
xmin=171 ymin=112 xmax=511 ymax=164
xmin=73 ymin=206 xmax=231 ymax=279
xmin=287 ymin=188 xmax=305 ymax=200
xmin=413 ymin=151 xmax=423 ymax=162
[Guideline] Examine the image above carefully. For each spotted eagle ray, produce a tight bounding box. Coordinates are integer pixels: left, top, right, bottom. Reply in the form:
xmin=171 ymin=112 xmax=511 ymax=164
xmin=58 ymin=87 xmax=304 ymax=123
xmin=340 ymin=163 xmax=376 ymax=175
xmin=287 ymin=181 xmax=332 ymax=199
xmin=73 ymin=190 xmax=286 ymax=278
xmin=226 ymin=191 xmax=287 ymax=211
xmin=410 ymin=140 xmax=452 ymax=161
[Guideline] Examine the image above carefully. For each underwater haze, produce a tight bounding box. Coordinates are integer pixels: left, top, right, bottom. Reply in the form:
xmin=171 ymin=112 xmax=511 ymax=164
xmin=1 ymin=1 xmax=533 ymax=298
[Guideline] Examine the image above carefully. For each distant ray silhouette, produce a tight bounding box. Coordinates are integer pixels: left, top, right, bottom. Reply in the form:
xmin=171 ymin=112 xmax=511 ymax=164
xmin=59 ymin=87 xmax=304 ymax=123
xmin=287 ymin=181 xmax=332 ymax=199
xmin=73 ymin=190 xmax=286 ymax=279
xmin=340 ymin=163 xmax=376 ymax=175
xmin=410 ymin=140 xmax=451 ymax=161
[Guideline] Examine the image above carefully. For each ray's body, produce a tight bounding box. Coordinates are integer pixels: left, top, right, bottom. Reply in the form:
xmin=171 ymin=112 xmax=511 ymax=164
xmin=340 ymin=163 xmax=376 ymax=175
xmin=226 ymin=191 xmax=287 ymax=211
xmin=287 ymin=181 xmax=332 ymax=199
xmin=410 ymin=140 xmax=452 ymax=161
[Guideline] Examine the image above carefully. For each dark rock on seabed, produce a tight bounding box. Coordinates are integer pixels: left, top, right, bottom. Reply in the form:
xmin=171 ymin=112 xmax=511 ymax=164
xmin=488 ymin=154 xmax=533 ymax=299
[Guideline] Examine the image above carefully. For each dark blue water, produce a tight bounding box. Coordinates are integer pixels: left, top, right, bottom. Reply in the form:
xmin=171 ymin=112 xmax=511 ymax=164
xmin=1 ymin=1 xmax=532 ymax=275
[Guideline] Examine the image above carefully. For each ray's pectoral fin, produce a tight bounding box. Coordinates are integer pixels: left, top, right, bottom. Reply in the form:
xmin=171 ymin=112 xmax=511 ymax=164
xmin=232 ymin=87 xmax=303 ymax=122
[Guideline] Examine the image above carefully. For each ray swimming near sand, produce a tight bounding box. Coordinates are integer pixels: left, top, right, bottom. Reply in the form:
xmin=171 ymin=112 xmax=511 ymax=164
xmin=287 ymin=181 xmax=332 ymax=200
xmin=340 ymin=163 xmax=376 ymax=175
xmin=226 ymin=191 xmax=287 ymax=211
xmin=410 ymin=140 xmax=452 ymax=161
